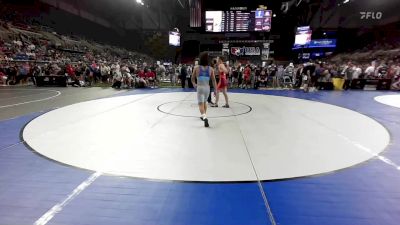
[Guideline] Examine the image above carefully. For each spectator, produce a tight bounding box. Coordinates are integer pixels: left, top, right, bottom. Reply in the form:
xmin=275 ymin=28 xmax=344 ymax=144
xmin=187 ymin=65 xmax=194 ymax=88
xmin=136 ymin=68 xmax=148 ymax=88
xmin=0 ymin=69 xmax=6 ymax=85
xmin=157 ymin=64 xmax=166 ymax=81
xmin=243 ymin=65 xmax=251 ymax=89
xmin=168 ymin=65 xmax=176 ymax=86
xmin=180 ymin=64 xmax=187 ymax=88
xmin=66 ymin=63 xmax=80 ymax=87
xmin=16 ymin=62 xmax=29 ymax=85
xmin=375 ymin=61 xmax=388 ymax=78
xmin=342 ymin=62 xmax=354 ymax=90
xmin=146 ymin=69 xmax=156 ymax=88
xmin=276 ymin=65 xmax=285 ymax=88
xmin=111 ymin=67 xmax=123 ymax=89
xmin=295 ymin=64 xmax=303 ymax=88
xmin=352 ymin=64 xmax=362 ymax=79
xmin=391 ymin=62 xmax=400 ymax=90
xmin=301 ymin=63 xmax=310 ymax=92
xmin=304 ymin=62 xmax=316 ymax=90
xmin=255 ymin=67 xmax=268 ymax=89
xmin=365 ymin=61 xmax=376 ymax=78
xmin=100 ymin=63 xmax=111 ymax=83
xmin=121 ymin=65 xmax=133 ymax=88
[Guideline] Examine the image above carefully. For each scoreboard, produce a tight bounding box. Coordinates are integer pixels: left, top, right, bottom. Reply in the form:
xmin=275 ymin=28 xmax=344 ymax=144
xmin=205 ymin=9 xmax=272 ymax=32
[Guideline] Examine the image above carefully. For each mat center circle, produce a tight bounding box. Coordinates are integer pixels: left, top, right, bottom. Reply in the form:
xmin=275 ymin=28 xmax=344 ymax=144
xmin=157 ymin=101 xmax=252 ymax=118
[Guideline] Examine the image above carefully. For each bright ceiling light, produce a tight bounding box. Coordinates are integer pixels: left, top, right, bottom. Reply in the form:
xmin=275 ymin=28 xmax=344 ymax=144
xmin=343 ymin=0 xmax=350 ymax=3
xmin=136 ymin=0 xmax=144 ymax=5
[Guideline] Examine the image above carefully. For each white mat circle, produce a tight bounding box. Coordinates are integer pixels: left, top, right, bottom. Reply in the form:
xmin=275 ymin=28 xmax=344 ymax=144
xmin=23 ymin=93 xmax=390 ymax=182
xmin=375 ymin=95 xmax=400 ymax=109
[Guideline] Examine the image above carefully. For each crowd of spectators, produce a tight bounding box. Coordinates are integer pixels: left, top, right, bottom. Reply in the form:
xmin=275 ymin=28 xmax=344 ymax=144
xmin=0 ymin=16 xmax=158 ymax=87
xmin=217 ymin=58 xmax=400 ymax=91
xmin=165 ymin=38 xmax=400 ymax=92
xmin=219 ymin=39 xmax=400 ymax=91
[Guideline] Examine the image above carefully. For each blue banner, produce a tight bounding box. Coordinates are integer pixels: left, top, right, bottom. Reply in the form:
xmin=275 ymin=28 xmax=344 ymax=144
xmin=308 ymin=39 xmax=337 ymax=48
xmin=293 ymin=39 xmax=336 ymax=50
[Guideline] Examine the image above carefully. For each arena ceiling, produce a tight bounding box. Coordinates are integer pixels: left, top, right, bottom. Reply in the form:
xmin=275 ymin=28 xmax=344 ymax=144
xmin=8 ymin=0 xmax=400 ymax=32
xmin=22 ymin=0 xmax=399 ymax=59
xmin=36 ymin=0 xmax=322 ymax=32
xmin=39 ymin=0 xmax=189 ymax=31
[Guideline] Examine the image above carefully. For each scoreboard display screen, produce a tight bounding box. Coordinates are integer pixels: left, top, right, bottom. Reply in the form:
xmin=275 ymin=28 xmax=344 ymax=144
xmin=169 ymin=31 xmax=181 ymax=47
xmin=294 ymin=26 xmax=312 ymax=47
xmin=205 ymin=10 xmax=272 ymax=32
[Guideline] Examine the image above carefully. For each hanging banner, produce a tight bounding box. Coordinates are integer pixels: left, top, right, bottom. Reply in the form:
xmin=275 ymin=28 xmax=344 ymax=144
xmin=230 ymin=46 xmax=261 ymax=56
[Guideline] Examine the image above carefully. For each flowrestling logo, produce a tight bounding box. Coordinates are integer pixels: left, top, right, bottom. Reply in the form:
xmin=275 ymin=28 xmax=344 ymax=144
xmin=360 ymin=12 xmax=383 ymax=20
xmin=231 ymin=47 xmax=261 ymax=56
